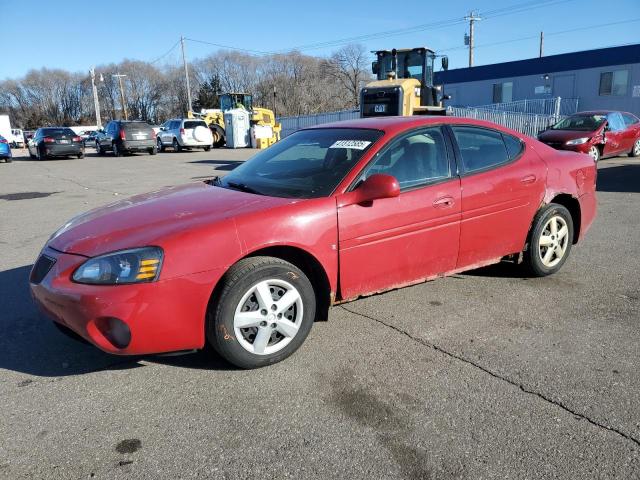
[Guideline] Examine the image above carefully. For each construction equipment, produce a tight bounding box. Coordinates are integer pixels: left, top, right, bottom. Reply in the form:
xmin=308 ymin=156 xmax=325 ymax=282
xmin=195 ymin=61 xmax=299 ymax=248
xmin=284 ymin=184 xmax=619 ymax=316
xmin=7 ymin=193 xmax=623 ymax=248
xmin=360 ymin=47 xmax=449 ymax=118
xmin=188 ymin=93 xmax=281 ymax=149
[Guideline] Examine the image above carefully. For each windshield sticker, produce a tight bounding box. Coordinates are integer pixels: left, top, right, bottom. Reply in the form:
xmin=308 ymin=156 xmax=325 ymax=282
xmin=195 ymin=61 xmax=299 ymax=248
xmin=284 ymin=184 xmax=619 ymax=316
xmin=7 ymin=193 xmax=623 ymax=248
xmin=329 ymin=140 xmax=371 ymax=150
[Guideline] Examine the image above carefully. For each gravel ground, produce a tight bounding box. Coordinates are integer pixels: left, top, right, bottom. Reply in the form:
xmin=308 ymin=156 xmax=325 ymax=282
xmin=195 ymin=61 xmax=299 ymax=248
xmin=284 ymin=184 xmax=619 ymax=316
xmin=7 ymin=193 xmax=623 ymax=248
xmin=0 ymin=147 xmax=638 ymax=479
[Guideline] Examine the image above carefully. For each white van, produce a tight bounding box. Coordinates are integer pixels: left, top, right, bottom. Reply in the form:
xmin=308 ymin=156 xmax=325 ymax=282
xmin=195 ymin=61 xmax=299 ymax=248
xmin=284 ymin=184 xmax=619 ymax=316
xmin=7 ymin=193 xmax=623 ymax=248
xmin=11 ymin=129 xmax=24 ymax=148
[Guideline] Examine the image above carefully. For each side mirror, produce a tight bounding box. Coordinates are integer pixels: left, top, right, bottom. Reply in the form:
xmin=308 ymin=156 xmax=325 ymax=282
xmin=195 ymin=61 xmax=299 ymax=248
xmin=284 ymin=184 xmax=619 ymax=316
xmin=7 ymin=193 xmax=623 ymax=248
xmin=371 ymin=61 xmax=379 ymax=75
xmin=441 ymin=56 xmax=449 ymax=71
xmin=338 ymin=174 xmax=400 ymax=207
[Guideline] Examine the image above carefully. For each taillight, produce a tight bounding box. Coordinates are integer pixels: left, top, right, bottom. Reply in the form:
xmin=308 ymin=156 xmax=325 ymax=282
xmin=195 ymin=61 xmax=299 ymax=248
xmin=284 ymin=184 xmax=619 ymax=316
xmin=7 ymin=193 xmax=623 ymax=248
xmin=179 ymin=128 xmax=185 ymax=136
xmin=72 ymin=136 xmax=82 ymax=142
xmin=119 ymin=129 xmax=126 ymax=140
xmin=43 ymin=137 xmax=55 ymax=143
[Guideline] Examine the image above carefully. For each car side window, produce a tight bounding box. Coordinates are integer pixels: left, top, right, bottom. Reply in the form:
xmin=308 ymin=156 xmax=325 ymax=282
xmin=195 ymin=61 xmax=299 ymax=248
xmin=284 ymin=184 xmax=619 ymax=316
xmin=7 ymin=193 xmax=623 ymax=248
xmin=606 ymin=113 xmax=625 ymax=132
xmin=451 ymin=126 xmax=510 ymax=173
xmin=362 ymin=127 xmax=450 ymax=191
xmin=621 ymin=113 xmax=639 ymax=127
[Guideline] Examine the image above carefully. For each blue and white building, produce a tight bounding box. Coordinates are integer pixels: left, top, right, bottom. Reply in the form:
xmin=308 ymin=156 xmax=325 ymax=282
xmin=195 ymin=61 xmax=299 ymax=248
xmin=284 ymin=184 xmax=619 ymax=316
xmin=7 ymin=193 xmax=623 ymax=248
xmin=434 ymin=44 xmax=640 ymax=116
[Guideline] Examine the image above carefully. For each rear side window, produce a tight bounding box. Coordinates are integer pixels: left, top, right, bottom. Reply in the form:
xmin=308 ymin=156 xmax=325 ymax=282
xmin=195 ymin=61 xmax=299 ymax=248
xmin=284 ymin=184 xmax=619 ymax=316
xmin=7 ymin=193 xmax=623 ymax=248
xmin=183 ymin=121 xmax=207 ymax=129
xmin=502 ymin=133 xmax=524 ymax=160
xmin=622 ymin=113 xmax=639 ymax=127
xmin=451 ymin=126 xmax=510 ymax=173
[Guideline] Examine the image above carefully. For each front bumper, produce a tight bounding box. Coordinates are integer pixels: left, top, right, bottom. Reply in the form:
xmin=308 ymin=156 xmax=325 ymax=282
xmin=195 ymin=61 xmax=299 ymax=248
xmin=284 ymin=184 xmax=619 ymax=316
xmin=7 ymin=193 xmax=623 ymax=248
xmin=30 ymin=247 xmax=222 ymax=355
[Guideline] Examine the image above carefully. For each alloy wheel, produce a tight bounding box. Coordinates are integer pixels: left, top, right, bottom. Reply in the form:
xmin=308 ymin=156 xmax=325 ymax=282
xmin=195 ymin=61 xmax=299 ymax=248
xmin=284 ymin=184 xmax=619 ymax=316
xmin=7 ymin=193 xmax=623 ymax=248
xmin=538 ymin=215 xmax=569 ymax=268
xmin=634 ymin=139 xmax=640 ymax=157
xmin=588 ymin=146 xmax=599 ymax=162
xmin=233 ymin=279 xmax=303 ymax=355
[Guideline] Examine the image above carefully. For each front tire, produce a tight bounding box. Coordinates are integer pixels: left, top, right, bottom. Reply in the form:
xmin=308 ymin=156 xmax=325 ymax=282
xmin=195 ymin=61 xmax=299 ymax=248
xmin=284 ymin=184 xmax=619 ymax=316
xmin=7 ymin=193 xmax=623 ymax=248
xmin=523 ymin=204 xmax=573 ymax=277
xmin=113 ymin=143 xmax=121 ymax=157
xmin=157 ymin=137 xmax=164 ymax=153
xmin=207 ymin=256 xmax=316 ymax=369
xmin=588 ymin=145 xmax=600 ymax=163
xmin=172 ymin=138 xmax=182 ymax=152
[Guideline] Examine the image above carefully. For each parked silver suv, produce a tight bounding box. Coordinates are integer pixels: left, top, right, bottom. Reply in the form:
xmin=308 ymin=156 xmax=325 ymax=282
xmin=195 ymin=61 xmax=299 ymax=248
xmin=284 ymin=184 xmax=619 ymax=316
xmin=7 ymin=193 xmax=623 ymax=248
xmin=157 ymin=118 xmax=213 ymax=152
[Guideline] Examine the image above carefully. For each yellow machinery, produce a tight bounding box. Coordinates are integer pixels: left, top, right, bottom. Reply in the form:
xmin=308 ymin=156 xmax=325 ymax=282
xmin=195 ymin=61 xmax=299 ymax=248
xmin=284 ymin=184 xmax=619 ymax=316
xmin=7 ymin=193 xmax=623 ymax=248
xmin=188 ymin=93 xmax=281 ymax=149
xmin=360 ymin=47 xmax=449 ymax=118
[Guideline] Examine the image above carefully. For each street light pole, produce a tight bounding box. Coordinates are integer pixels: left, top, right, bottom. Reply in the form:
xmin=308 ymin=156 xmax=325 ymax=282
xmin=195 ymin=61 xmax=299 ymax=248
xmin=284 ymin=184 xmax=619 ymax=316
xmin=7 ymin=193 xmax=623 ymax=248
xmin=112 ymin=73 xmax=128 ymax=120
xmin=89 ymin=67 xmax=102 ymax=128
xmin=180 ymin=36 xmax=193 ymax=113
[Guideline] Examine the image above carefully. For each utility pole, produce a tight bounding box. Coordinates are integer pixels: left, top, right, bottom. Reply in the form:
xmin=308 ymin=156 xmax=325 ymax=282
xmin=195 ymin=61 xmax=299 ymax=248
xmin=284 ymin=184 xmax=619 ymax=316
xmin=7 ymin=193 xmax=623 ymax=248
xmin=112 ymin=73 xmax=128 ymax=120
xmin=89 ymin=67 xmax=102 ymax=128
xmin=465 ymin=11 xmax=482 ymax=67
xmin=539 ymin=31 xmax=544 ymax=58
xmin=181 ymin=36 xmax=193 ymax=113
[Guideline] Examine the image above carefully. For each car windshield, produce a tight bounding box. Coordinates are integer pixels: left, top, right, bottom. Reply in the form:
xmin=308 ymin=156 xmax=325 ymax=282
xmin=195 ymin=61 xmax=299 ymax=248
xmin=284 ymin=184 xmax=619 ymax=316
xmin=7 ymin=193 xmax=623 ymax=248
xmin=552 ymin=114 xmax=606 ymax=131
xmin=218 ymin=128 xmax=383 ymax=199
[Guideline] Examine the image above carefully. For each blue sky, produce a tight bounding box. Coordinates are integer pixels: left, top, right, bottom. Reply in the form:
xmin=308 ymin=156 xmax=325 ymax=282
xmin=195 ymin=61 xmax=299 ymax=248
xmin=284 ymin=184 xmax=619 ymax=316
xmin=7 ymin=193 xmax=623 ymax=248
xmin=1 ymin=0 xmax=638 ymax=80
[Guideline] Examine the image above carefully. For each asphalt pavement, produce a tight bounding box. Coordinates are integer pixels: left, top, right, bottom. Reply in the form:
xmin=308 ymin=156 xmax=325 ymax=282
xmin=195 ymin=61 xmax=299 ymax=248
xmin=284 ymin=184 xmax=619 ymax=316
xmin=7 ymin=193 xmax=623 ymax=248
xmin=1 ymin=146 xmax=638 ymax=479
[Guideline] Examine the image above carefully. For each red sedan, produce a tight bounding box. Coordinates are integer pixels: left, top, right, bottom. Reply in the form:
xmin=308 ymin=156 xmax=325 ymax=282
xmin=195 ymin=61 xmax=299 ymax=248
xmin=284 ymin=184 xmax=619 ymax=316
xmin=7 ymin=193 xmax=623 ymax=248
xmin=537 ymin=110 xmax=640 ymax=162
xmin=30 ymin=116 xmax=597 ymax=368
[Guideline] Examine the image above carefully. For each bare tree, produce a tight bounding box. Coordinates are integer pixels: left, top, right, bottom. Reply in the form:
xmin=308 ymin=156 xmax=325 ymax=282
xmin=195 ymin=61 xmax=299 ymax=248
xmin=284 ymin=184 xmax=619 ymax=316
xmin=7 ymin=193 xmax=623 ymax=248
xmin=325 ymin=44 xmax=371 ymax=108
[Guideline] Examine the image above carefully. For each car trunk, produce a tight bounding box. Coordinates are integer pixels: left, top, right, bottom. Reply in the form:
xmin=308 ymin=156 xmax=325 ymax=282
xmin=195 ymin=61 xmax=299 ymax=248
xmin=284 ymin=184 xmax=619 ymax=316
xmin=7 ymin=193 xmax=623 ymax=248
xmin=123 ymin=123 xmax=154 ymax=142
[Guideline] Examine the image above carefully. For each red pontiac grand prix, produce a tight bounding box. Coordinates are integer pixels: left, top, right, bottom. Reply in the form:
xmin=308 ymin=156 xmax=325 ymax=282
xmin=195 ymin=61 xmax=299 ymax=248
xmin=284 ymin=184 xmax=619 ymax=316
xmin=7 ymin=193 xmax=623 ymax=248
xmin=30 ymin=116 xmax=597 ymax=368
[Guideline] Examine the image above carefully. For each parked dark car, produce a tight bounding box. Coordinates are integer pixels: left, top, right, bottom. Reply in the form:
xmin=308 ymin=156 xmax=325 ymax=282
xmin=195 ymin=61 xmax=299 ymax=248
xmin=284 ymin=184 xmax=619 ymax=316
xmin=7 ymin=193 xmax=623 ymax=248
xmin=95 ymin=120 xmax=157 ymax=156
xmin=28 ymin=127 xmax=84 ymax=160
xmin=537 ymin=111 xmax=640 ymax=162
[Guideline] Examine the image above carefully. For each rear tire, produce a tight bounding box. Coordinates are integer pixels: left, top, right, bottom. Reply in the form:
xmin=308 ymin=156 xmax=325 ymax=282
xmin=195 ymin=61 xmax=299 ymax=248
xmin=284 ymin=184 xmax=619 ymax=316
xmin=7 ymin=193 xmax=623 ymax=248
xmin=630 ymin=138 xmax=640 ymax=157
xmin=149 ymin=146 xmax=157 ymax=155
xmin=77 ymin=152 xmax=84 ymax=159
xmin=5 ymin=157 xmax=12 ymax=163
xmin=207 ymin=256 xmax=316 ymax=369
xmin=523 ymin=203 xmax=573 ymax=277
xmin=173 ymin=138 xmax=182 ymax=152
xmin=204 ymin=145 xmax=211 ymax=152
xmin=36 ymin=147 xmax=45 ymax=161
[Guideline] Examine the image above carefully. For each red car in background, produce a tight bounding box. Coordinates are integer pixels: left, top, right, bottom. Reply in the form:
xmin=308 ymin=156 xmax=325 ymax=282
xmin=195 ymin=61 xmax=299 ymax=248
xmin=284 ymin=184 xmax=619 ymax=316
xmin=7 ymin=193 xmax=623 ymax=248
xmin=537 ymin=110 xmax=640 ymax=162
xmin=30 ymin=116 xmax=597 ymax=369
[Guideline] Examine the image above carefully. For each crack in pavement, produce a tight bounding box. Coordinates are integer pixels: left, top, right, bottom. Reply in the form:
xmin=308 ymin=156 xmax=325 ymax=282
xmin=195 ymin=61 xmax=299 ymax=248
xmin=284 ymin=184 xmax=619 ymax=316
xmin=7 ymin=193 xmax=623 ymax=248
xmin=36 ymin=164 xmax=121 ymax=195
xmin=339 ymin=304 xmax=640 ymax=448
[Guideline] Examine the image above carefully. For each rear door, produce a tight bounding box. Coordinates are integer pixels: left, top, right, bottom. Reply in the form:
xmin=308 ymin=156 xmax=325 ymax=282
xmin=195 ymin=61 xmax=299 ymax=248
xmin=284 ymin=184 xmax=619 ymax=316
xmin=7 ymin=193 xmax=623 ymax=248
xmin=338 ymin=126 xmax=461 ymax=299
xmin=450 ymin=126 xmax=546 ymax=268
xmin=621 ymin=113 xmax=640 ymax=152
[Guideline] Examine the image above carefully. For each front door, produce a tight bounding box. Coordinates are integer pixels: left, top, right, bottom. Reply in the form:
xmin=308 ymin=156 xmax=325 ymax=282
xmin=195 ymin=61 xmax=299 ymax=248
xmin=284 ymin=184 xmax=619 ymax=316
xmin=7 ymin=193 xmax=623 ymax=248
xmin=604 ymin=112 xmax=627 ymax=156
xmin=450 ymin=126 xmax=546 ymax=268
xmin=338 ymin=126 xmax=461 ymax=300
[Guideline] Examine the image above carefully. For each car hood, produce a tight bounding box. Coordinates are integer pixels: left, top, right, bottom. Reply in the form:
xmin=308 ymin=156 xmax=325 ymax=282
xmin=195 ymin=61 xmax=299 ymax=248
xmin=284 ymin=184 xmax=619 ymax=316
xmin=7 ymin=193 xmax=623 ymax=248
xmin=538 ymin=129 xmax=597 ymax=143
xmin=48 ymin=182 xmax=295 ymax=257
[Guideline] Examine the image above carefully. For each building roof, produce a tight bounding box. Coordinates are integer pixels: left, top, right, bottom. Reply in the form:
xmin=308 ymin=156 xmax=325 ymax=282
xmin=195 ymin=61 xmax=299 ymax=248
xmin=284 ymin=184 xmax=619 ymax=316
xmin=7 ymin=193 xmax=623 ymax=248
xmin=434 ymin=44 xmax=640 ymax=85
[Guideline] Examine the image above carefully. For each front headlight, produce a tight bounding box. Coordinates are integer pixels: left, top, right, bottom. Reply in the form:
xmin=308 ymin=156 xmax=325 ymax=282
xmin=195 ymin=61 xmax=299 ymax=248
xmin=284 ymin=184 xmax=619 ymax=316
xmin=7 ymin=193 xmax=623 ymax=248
xmin=72 ymin=247 xmax=163 ymax=285
xmin=566 ymin=137 xmax=589 ymax=145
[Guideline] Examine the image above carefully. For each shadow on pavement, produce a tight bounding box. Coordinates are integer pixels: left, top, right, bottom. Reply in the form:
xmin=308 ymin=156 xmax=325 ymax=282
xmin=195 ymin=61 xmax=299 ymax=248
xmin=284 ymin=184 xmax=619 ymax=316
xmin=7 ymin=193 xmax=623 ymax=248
xmin=0 ymin=264 xmax=235 ymax=377
xmin=597 ymin=163 xmax=640 ymax=193
xmin=461 ymin=262 xmax=526 ymax=279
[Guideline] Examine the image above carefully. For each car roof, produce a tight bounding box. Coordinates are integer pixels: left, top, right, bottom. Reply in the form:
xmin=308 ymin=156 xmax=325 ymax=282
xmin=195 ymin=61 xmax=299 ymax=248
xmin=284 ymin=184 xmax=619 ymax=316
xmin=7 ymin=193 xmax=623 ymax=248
xmin=573 ymin=110 xmax=633 ymax=116
xmin=301 ymin=115 xmax=524 ymax=137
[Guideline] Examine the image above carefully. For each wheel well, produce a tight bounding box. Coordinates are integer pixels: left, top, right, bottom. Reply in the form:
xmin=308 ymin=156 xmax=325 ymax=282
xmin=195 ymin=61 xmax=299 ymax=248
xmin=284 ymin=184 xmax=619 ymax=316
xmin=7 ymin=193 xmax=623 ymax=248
xmin=550 ymin=194 xmax=581 ymax=243
xmin=245 ymin=246 xmax=332 ymax=322
xmin=208 ymin=246 xmax=332 ymax=326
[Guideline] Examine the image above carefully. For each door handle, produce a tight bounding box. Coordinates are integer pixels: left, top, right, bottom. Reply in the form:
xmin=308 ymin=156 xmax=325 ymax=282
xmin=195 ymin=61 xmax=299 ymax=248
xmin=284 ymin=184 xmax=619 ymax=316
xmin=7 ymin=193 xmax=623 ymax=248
xmin=433 ymin=196 xmax=455 ymax=208
xmin=520 ymin=174 xmax=536 ymax=184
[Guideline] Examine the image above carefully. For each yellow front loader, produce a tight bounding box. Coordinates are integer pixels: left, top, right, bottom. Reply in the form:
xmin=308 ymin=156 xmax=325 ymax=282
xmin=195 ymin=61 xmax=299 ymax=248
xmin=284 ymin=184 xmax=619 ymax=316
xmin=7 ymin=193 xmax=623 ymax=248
xmin=360 ymin=47 xmax=449 ymax=118
xmin=188 ymin=93 xmax=281 ymax=149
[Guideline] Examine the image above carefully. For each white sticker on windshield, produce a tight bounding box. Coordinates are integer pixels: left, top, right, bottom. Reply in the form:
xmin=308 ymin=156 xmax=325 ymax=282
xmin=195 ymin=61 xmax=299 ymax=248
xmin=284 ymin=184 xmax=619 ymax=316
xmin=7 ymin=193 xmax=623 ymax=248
xmin=329 ymin=140 xmax=371 ymax=150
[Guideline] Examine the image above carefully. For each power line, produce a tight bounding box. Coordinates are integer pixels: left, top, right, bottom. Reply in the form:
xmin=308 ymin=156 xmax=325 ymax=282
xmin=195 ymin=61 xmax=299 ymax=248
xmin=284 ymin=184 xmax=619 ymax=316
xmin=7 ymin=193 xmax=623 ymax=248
xmin=439 ymin=18 xmax=640 ymax=53
xmin=149 ymin=40 xmax=181 ymax=65
xmin=184 ymin=37 xmax=273 ymax=55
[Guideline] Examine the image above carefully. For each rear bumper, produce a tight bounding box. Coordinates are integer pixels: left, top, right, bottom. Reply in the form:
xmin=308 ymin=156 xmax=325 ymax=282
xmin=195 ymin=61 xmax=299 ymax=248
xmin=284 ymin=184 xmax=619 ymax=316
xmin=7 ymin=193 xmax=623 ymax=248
xmin=0 ymin=147 xmax=11 ymax=158
xmin=180 ymin=137 xmax=211 ymax=147
xmin=121 ymin=140 xmax=155 ymax=152
xmin=30 ymin=247 xmax=223 ymax=355
xmin=44 ymin=144 xmax=84 ymax=156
